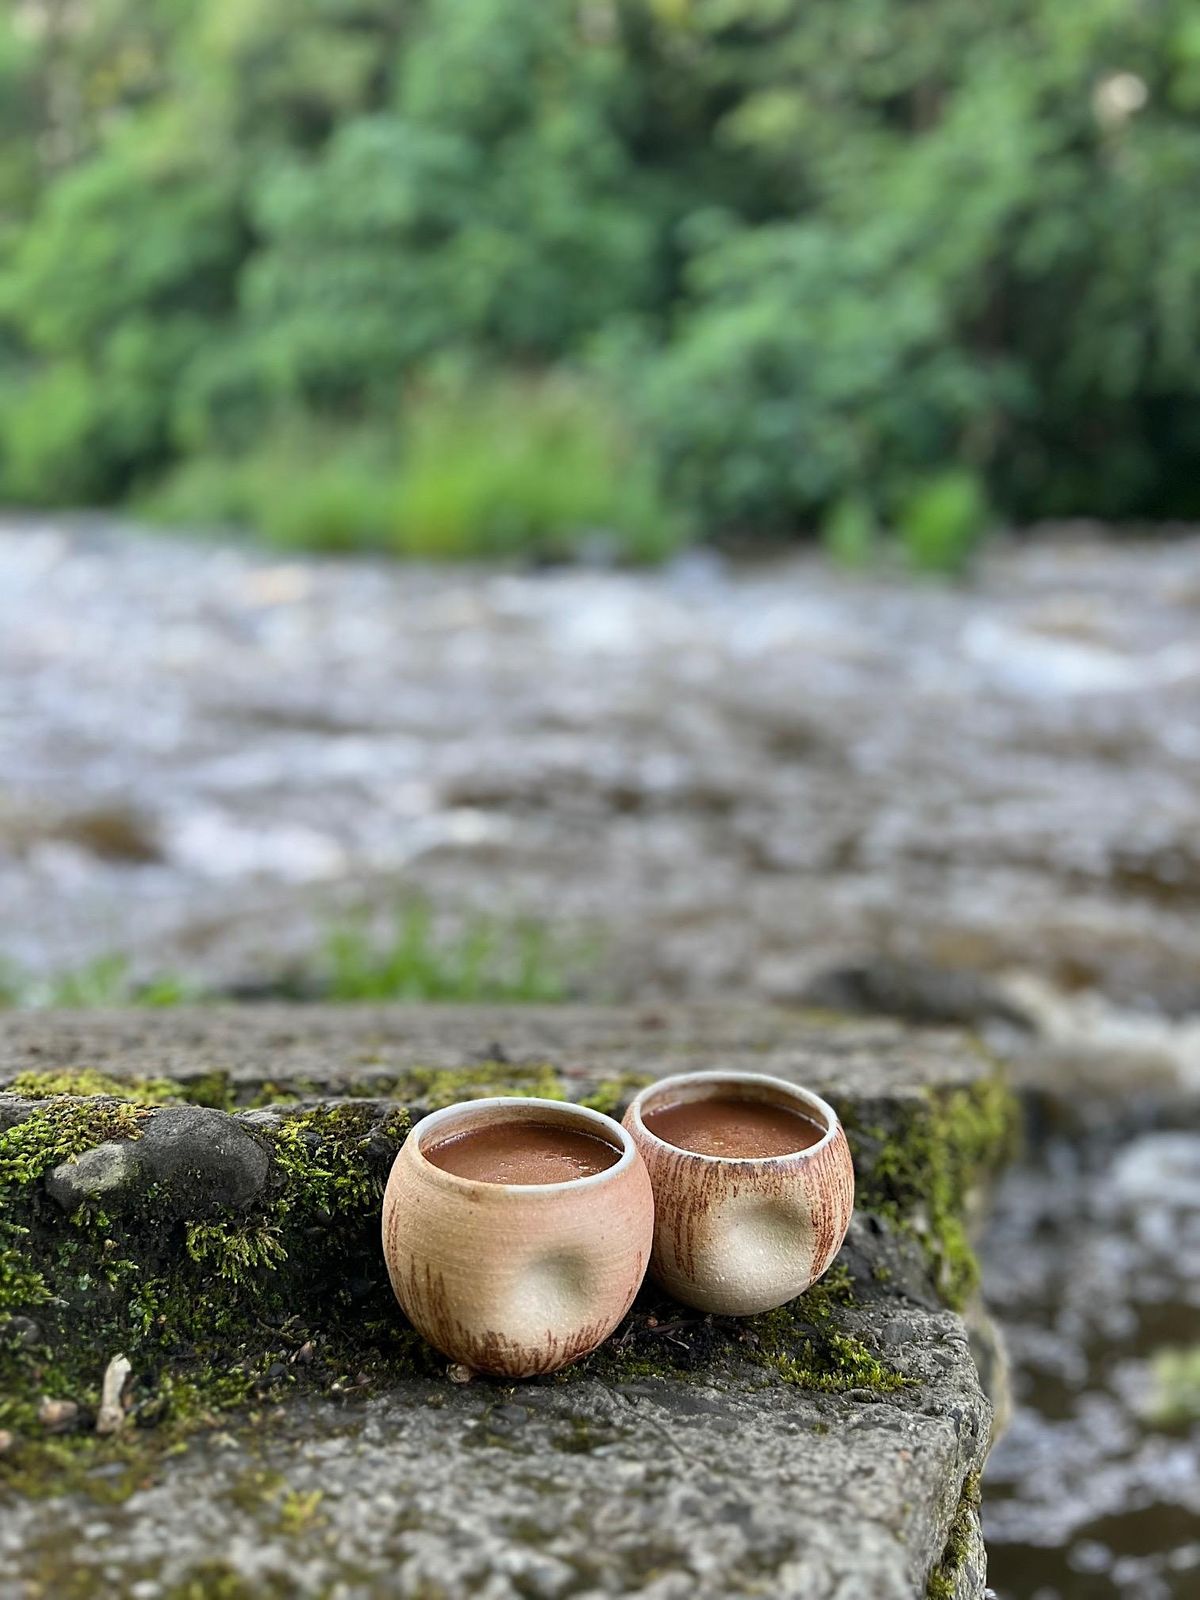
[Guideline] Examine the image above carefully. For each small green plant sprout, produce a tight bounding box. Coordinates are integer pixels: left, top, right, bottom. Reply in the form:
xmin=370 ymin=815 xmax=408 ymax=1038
xmin=323 ymin=901 xmax=575 ymax=1003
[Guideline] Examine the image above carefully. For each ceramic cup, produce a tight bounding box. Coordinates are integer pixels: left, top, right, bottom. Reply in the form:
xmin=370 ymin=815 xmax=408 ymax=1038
xmin=382 ymin=1096 xmax=654 ymax=1376
xmin=623 ymin=1071 xmax=854 ymax=1315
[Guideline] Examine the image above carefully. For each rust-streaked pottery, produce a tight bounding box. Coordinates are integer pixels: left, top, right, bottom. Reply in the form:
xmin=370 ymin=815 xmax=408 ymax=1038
xmin=382 ymin=1097 xmax=654 ymax=1376
xmin=623 ymin=1071 xmax=854 ymax=1316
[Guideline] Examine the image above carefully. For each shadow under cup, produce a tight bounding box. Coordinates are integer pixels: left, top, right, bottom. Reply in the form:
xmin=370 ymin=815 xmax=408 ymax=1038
xmin=382 ymin=1096 xmax=654 ymax=1376
xmin=623 ymin=1072 xmax=856 ymax=1316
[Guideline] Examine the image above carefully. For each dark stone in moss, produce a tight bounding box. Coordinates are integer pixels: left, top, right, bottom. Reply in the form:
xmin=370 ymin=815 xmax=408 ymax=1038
xmin=45 ymin=1105 xmax=269 ymax=1216
xmin=136 ymin=1106 xmax=270 ymax=1213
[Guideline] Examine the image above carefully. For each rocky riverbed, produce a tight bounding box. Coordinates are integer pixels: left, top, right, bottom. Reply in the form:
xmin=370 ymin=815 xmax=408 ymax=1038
xmin=3 ymin=518 xmax=1200 ymax=1043
xmin=2 ymin=516 xmax=1200 ymax=1597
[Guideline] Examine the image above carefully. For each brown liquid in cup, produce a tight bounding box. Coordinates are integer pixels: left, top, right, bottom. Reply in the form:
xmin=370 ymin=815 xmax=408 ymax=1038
xmin=423 ymin=1120 xmax=622 ymax=1185
xmin=641 ymin=1095 xmax=825 ymax=1159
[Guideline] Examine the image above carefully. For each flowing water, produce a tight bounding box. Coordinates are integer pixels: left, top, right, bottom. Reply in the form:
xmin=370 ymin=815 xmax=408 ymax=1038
xmin=981 ymin=1117 xmax=1200 ymax=1599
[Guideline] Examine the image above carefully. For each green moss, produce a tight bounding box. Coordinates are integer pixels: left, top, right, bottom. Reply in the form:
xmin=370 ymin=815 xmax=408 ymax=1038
xmin=577 ymin=1074 xmax=653 ymax=1117
xmin=3 ymin=1067 xmax=238 ymax=1111
xmin=769 ymin=1330 xmax=908 ymax=1393
xmin=8 ymin=1068 xmax=180 ymax=1104
xmin=846 ymin=1076 xmax=1018 ymax=1309
xmin=177 ymin=1071 xmax=236 ymax=1111
xmin=926 ymin=1473 xmax=981 ymax=1599
xmin=0 ymin=1096 xmax=153 ymax=1326
xmin=583 ymin=1263 xmax=906 ymax=1395
xmin=0 ymin=1092 xmax=425 ymax=1460
xmin=185 ymin=1220 xmax=288 ymax=1279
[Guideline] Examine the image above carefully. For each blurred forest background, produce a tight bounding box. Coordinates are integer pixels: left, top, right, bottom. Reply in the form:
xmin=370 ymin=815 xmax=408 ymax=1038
xmin=1 ymin=0 xmax=1199 ymax=567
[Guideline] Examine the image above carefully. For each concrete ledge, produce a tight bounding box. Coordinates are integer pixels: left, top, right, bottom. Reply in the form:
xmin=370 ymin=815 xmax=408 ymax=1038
xmin=0 ymin=1006 xmax=1015 ymax=1600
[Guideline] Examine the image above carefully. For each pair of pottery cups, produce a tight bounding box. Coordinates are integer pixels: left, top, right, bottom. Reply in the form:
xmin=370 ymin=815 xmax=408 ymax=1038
xmin=381 ymin=1070 xmax=855 ymax=1378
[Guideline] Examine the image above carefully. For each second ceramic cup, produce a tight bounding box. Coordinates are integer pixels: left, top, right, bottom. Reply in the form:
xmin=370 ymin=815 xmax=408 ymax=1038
xmin=382 ymin=1096 xmax=653 ymax=1376
xmin=624 ymin=1071 xmax=854 ymax=1315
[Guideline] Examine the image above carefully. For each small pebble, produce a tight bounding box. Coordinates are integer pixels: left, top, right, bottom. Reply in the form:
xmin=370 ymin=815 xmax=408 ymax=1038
xmin=448 ymin=1363 xmax=474 ymax=1385
xmin=38 ymin=1397 xmax=79 ymax=1432
xmin=294 ymin=1341 xmax=316 ymax=1364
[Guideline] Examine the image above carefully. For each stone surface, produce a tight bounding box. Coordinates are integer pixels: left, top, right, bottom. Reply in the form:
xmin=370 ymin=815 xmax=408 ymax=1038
xmin=0 ymin=1001 xmax=991 ymax=1107
xmin=45 ymin=1140 xmax=140 ymax=1210
xmin=134 ymin=1104 xmax=271 ymax=1212
xmin=2 ymin=1221 xmax=989 ymax=1600
xmin=0 ymin=1004 xmax=1003 ymax=1599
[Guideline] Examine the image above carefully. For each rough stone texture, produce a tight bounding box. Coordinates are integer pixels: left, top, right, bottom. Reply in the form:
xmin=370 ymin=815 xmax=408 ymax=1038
xmin=0 ymin=1001 xmax=991 ymax=1108
xmin=0 ymin=1005 xmax=1001 ymax=1599
xmin=2 ymin=1218 xmax=989 ymax=1600
xmin=45 ymin=1139 xmax=140 ymax=1210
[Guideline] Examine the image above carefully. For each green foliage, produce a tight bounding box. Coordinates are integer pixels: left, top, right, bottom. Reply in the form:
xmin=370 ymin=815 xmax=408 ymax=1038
xmin=388 ymin=376 xmax=681 ymax=562
xmin=323 ymin=901 xmax=574 ymax=1003
xmin=897 ymin=471 xmax=990 ymax=575
xmin=0 ymin=955 xmax=203 ymax=1010
xmin=151 ymin=378 xmax=681 ymax=562
xmin=2 ymin=1 xmax=1199 ymax=547
xmin=927 ymin=1474 xmax=982 ymax=1600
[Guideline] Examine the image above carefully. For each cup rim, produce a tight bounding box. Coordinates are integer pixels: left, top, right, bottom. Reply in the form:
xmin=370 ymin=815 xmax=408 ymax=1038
xmin=408 ymin=1095 xmax=638 ymax=1194
xmin=625 ymin=1070 xmax=840 ymax=1165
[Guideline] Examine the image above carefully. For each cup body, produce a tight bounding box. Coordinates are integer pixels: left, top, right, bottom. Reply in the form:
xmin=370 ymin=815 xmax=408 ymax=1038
xmin=623 ymin=1071 xmax=854 ymax=1316
xmin=382 ymin=1096 xmax=653 ymax=1376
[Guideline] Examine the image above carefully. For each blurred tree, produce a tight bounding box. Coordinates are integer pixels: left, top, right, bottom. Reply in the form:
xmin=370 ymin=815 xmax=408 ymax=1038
xmin=1 ymin=0 xmax=1198 ymax=550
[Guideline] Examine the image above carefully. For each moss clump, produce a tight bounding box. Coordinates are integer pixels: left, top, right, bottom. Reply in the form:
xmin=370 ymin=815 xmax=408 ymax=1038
xmin=741 ymin=1265 xmax=908 ymax=1393
xmin=926 ymin=1473 xmax=981 ymax=1599
xmin=577 ymin=1074 xmax=653 ymax=1118
xmin=0 ymin=1094 xmax=428 ymax=1466
xmin=7 ymin=1068 xmax=179 ymax=1104
xmin=583 ymin=1264 xmax=907 ymax=1395
xmin=4 ymin=1068 xmax=237 ymax=1111
xmin=846 ymin=1075 xmax=1018 ymax=1309
xmin=1 ymin=1094 xmax=151 ymax=1315
xmin=176 ymin=1070 xmax=236 ymax=1111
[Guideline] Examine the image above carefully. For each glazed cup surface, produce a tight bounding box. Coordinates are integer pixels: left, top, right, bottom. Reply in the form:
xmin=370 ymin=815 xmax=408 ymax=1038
xmin=623 ymin=1071 xmax=855 ymax=1316
xmin=382 ymin=1096 xmax=653 ymax=1376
